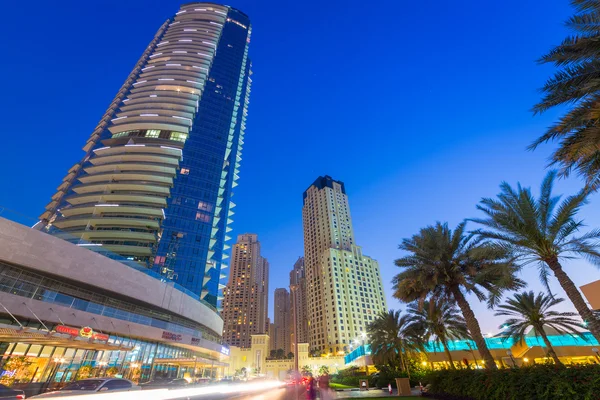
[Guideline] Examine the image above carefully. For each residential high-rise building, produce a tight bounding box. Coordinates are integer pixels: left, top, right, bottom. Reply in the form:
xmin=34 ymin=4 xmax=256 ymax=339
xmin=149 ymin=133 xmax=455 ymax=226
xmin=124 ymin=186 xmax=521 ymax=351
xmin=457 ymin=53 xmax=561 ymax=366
xmin=222 ymin=234 xmax=269 ymax=348
xmin=272 ymin=288 xmax=291 ymax=353
xmin=302 ymin=176 xmax=387 ymax=354
xmin=38 ymin=3 xmax=253 ymax=307
xmin=290 ymin=256 xmax=308 ymax=353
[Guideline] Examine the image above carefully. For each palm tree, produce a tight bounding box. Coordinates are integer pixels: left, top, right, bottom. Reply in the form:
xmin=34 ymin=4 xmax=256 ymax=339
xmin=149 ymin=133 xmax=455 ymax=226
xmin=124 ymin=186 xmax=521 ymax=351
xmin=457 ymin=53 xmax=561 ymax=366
xmin=407 ymin=299 xmax=470 ymax=369
xmin=393 ymin=222 xmax=524 ymax=370
xmin=367 ymin=309 xmax=421 ymax=373
xmin=531 ymin=1 xmax=600 ymax=189
xmin=471 ymin=171 xmax=600 ymax=341
xmin=495 ymin=291 xmax=584 ymax=366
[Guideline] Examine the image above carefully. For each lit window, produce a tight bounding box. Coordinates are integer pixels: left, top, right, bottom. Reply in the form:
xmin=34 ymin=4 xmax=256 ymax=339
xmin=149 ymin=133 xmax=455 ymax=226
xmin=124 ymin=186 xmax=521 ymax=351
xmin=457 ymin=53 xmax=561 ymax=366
xmin=196 ymin=212 xmax=211 ymax=222
xmin=146 ymin=129 xmax=160 ymax=138
xmin=112 ymin=131 xmax=130 ymax=138
xmin=170 ymin=132 xmax=188 ymax=142
xmin=180 ymin=168 xmax=190 ymax=175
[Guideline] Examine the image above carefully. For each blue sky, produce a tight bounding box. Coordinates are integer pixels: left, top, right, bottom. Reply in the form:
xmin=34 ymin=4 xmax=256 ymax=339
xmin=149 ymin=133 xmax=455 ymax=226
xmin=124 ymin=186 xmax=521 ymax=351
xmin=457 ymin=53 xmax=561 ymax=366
xmin=1 ymin=0 xmax=599 ymax=332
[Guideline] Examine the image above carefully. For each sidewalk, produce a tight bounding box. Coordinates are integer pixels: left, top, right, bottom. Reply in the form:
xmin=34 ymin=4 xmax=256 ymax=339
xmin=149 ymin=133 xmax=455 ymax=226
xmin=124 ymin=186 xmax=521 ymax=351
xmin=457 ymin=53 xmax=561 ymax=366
xmin=333 ymin=388 xmax=421 ymax=398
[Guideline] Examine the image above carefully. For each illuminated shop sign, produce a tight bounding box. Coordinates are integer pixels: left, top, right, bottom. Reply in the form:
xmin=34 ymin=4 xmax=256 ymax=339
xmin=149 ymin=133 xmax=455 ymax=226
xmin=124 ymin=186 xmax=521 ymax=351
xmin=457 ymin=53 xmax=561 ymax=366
xmin=55 ymin=325 xmax=109 ymax=341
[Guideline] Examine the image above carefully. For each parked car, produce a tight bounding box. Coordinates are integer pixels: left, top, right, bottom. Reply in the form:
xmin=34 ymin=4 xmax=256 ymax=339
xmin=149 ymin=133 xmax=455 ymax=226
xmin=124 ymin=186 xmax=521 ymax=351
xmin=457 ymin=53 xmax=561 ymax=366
xmin=140 ymin=378 xmax=190 ymax=389
xmin=31 ymin=378 xmax=140 ymax=398
xmin=0 ymin=384 xmax=25 ymax=399
xmin=165 ymin=378 xmax=189 ymax=388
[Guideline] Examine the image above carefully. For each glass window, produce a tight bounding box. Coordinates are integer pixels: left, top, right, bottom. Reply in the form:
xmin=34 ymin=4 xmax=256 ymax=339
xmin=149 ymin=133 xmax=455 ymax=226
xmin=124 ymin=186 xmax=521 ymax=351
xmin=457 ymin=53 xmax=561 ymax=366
xmin=170 ymin=132 xmax=188 ymax=142
xmin=27 ymin=345 xmax=42 ymax=357
xmin=146 ymin=129 xmax=160 ymax=138
xmin=39 ymin=346 xmax=55 ymax=358
xmin=11 ymin=343 xmax=29 ymax=356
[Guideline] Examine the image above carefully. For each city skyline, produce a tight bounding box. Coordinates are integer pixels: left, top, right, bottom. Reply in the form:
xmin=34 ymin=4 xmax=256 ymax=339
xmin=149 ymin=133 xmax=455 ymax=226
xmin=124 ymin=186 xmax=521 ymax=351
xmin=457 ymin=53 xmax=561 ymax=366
xmin=2 ymin=0 xmax=600 ymax=334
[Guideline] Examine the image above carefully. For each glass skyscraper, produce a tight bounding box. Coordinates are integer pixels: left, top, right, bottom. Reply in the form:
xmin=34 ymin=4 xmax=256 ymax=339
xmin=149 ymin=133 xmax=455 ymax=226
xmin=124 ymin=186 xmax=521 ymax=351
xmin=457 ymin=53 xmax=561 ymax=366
xmin=39 ymin=3 xmax=252 ymax=308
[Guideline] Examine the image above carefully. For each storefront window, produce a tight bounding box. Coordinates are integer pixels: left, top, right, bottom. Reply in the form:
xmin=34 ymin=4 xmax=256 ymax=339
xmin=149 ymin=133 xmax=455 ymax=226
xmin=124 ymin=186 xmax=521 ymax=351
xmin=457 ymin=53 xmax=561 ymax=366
xmin=26 ymin=345 xmax=42 ymax=357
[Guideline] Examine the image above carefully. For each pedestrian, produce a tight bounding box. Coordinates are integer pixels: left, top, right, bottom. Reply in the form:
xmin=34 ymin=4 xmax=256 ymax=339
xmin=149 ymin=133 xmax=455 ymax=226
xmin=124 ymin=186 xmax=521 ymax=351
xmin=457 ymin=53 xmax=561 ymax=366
xmin=306 ymin=375 xmax=316 ymax=400
xmin=388 ymin=382 xmax=393 ymax=394
xmin=319 ymin=373 xmax=332 ymax=400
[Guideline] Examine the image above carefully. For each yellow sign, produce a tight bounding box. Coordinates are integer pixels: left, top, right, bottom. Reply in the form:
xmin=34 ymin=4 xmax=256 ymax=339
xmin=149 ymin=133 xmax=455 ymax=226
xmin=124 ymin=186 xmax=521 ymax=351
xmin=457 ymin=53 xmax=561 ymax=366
xmin=80 ymin=326 xmax=94 ymax=338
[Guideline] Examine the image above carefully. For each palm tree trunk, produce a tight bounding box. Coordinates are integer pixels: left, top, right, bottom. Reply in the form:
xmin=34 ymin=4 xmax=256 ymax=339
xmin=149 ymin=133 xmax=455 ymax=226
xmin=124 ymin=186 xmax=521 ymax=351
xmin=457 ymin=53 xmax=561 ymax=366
xmin=538 ymin=326 xmax=563 ymax=366
xmin=398 ymin=346 xmax=406 ymax=373
xmin=441 ymin=341 xmax=456 ymax=370
xmin=546 ymin=257 xmax=600 ymax=342
xmin=451 ymin=287 xmax=497 ymax=370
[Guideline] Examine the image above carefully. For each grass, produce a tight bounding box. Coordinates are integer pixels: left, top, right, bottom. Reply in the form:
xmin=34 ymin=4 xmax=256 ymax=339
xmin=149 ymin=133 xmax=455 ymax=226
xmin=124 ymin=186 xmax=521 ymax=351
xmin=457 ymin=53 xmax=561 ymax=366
xmin=329 ymin=382 xmax=356 ymax=389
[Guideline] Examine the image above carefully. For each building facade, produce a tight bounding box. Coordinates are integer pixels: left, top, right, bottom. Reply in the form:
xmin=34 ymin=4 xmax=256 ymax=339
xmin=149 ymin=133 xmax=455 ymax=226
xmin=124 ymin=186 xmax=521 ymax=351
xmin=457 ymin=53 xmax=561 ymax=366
xmin=271 ymin=288 xmax=291 ymax=353
xmin=38 ymin=3 xmax=253 ymax=307
xmin=289 ymin=257 xmax=308 ymax=354
xmin=0 ymin=217 xmax=229 ymax=395
xmin=222 ymin=234 xmax=269 ymax=348
xmin=302 ymin=176 xmax=387 ymax=354
xmin=581 ymin=280 xmax=600 ymax=310
xmin=226 ymin=337 xmax=344 ymax=381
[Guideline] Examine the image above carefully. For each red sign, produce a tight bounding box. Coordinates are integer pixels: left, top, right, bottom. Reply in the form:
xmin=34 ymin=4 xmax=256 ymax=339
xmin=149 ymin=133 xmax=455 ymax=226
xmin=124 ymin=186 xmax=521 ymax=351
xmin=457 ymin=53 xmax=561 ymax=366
xmin=55 ymin=325 xmax=109 ymax=342
xmin=56 ymin=325 xmax=79 ymax=336
xmin=92 ymin=333 xmax=109 ymax=341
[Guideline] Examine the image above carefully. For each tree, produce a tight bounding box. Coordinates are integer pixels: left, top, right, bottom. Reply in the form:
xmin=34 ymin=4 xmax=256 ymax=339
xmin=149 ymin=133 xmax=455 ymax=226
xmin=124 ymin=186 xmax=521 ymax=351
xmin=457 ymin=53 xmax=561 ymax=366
xmin=301 ymin=365 xmax=311 ymax=376
xmin=393 ymin=222 xmax=524 ymax=370
xmin=495 ymin=291 xmax=584 ymax=366
xmin=269 ymin=349 xmax=277 ymax=359
xmin=318 ymin=365 xmax=329 ymax=376
xmin=287 ymin=352 xmax=294 ymax=359
xmin=531 ymin=1 xmax=600 ymax=190
xmin=76 ymin=365 xmax=93 ymax=379
xmin=367 ymin=310 xmax=421 ymax=373
xmin=0 ymin=356 xmax=32 ymax=385
xmin=276 ymin=348 xmax=285 ymax=359
xmin=407 ymin=299 xmax=470 ymax=369
xmin=106 ymin=367 xmax=118 ymax=377
xmin=472 ymin=171 xmax=600 ymax=341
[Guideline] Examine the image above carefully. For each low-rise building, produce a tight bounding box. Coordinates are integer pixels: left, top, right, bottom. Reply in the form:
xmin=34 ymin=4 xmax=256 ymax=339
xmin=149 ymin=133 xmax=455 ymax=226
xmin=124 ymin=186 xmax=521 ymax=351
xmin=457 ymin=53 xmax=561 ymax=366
xmin=226 ymin=336 xmax=344 ymax=380
xmin=0 ymin=217 xmax=228 ymax=394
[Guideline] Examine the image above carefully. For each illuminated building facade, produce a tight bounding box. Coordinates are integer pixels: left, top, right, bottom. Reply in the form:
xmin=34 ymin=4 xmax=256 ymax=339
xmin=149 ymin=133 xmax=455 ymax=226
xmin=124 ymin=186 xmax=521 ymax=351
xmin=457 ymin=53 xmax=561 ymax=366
xmin=222 ymin=234 xmax=269 ymax=348
xmin=39 ymin=3 xmax=253 ymax=307
xmin=302 ymin=176 xmax=387 ymax=354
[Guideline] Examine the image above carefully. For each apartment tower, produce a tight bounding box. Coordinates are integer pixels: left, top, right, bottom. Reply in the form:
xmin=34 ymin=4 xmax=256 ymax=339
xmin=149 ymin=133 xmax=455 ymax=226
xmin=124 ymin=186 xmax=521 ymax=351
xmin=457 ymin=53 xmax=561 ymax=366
xmin=222 ymin=234 xmax=269 ymax=348
xmin=272 ymin=288 xmax=291 ymax=353
xmin=302 ymin=176 xmax=387 ymax=354
xmin=290 ymin=256 xmax=308 ymax=352
xmin=38 ymin=3 xmax=252 ymax=307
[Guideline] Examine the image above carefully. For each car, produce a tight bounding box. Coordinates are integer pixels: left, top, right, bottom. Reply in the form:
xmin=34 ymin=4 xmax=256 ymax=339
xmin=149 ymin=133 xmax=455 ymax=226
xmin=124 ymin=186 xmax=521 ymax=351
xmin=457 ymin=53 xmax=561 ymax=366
xmin=0 ymin=383 xmax=25 ymax=400
xmin=31 ymin=378 xmax=140 ymax=398
xmin=140 ymin=378 xmax=192 ymax=389
xmin=166 ymin=378 xmax=189 ymax=387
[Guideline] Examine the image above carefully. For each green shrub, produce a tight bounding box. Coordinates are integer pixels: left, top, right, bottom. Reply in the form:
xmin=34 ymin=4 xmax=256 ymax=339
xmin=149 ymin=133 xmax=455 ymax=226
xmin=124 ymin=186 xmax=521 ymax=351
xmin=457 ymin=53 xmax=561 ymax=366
xmin=425 ymin=365 xmax=600 ymax=400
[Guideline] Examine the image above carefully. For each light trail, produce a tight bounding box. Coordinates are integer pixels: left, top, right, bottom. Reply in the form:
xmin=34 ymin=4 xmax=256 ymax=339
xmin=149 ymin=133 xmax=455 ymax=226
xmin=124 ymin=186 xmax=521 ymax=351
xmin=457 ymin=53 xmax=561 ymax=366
xmin=34 ymin=380 xmax=287 ymax=399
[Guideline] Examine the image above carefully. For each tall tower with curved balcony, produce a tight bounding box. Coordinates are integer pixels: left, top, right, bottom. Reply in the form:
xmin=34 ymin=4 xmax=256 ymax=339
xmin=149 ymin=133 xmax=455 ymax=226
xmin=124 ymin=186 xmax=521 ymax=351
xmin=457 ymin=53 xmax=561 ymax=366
xmin=39 ymin=3 xmax=252 ymax=308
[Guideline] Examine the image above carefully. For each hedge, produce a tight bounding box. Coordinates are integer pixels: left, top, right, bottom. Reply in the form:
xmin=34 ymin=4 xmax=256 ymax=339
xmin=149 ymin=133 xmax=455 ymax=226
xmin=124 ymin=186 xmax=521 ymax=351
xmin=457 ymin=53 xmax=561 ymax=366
xmin=424 ymin=365 xmax=600 ymax=400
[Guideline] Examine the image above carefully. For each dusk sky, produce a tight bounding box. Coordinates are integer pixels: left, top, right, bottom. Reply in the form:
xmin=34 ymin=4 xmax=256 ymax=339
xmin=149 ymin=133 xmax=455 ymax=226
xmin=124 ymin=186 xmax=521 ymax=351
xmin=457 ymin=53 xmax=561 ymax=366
xmin=1 ymin=0 xmax=599 ymax=333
